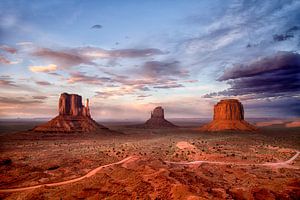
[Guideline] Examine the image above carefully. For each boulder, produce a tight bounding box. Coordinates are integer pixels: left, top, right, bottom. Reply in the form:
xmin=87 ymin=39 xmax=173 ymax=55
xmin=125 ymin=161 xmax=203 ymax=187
xmin=200 ymin=99 xmax=257 ymax=132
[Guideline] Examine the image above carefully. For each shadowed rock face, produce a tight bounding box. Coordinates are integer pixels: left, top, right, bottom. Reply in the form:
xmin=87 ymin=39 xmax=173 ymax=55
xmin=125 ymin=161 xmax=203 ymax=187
xmin=33 ymin=93 xmax=111 ymax=134
xmin=144 ymin=106 xmax=177 ymax=128
xmin=201 ymin=99 xmax=257 ymax=132
xmin=151 ymin=107 xmax=164 ymax=118
xmin=59 ymin=93 xmax=90 ymax=117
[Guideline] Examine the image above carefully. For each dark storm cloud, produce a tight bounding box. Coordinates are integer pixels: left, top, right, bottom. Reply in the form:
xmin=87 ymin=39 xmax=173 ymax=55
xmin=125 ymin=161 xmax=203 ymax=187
xmin=273 ymin=34 xmax=294 ymax=42
xmin=273 ymin=26 xmax=299 ymax=42
xmin=219 ymin=51 xmax=300 ymax=81
xmin=221 ymin=52 xmax=299 ymax=98
xmin=91 ymin=24 xmax=102 ymax=29
xmin=203 ymin=51 xmax=300 ymax=117
xmin=205 ymin=51 xmax=300 ymax=100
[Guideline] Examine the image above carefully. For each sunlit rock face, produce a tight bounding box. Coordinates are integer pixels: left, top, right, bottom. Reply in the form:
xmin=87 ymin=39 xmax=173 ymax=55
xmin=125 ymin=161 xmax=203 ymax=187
xmin=200 ymin=99 xmax=257 ymax=132
xmin=144 ymin=106 xmax=177 ymax=128
xmin=33 ymin=93 xmax=110 ymax=133
xmin=213 ymin=99 xmax=244 ymax=120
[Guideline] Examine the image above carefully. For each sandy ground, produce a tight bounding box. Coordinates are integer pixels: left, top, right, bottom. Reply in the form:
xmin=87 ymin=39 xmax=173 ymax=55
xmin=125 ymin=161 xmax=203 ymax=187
xmin=0 ymin=123 xmax=299 ymax=199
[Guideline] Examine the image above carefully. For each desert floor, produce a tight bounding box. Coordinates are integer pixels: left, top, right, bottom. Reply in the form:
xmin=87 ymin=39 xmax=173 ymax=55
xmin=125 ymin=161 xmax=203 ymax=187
xmin=0 ymin=121 xmax=299 ymax=200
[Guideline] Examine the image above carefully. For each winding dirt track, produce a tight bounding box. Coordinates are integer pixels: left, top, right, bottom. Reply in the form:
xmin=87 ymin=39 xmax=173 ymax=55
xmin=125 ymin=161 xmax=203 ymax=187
xmin=165 ymin=151 xmax=300 ymax=168
xmin=0 ymin=151 xmax=299 ymax=193
xmin=0 ymin=156 xmax=135 ymax=193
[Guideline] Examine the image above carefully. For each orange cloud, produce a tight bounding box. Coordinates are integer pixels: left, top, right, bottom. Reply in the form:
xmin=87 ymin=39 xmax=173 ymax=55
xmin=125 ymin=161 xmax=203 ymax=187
xmin=29 ymin=64 xmax=57 ymax=72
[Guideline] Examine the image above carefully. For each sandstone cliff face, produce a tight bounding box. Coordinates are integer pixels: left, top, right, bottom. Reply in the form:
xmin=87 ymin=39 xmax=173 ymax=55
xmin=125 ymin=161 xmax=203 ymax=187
xmin=201 ymin=99 xmax=257 ymax=132
xmin=144 ymin=106 xmax=177 ymax=128
xmin=33 ymin=93 xmax=111 ymax=134
xmin=213 ymin=99 xmax=244 ymax=120
xmin=151 ymin=107 xmax=164 ymax=118
xmin=59 ymin=93 xmax=90 ymax=117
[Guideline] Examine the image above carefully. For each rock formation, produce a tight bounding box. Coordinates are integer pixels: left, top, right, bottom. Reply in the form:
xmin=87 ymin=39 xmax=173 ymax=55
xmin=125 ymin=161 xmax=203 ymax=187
xmin=33 ymin=93 xmax=112 ymax=133
xmin=200 ymin=99 xmax=257 ymax=132
xmin=143 ymin=106 xmax=177 ymax=128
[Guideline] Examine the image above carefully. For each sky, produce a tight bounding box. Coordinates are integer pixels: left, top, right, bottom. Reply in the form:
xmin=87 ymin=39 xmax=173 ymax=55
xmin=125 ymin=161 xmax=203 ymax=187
xmin=0 ymin=0 xmax=299 ymax=120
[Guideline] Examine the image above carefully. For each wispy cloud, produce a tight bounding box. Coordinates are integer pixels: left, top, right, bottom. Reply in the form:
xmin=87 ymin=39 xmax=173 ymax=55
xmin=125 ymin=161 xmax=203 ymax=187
xmin=29 ymin=64 xmax=58 ymax=72
xmin=0 ymin=55 xmax=12 ymax=64
xmin=139 ymin=61 xmax=189 ymax=78
xmin=0 ymin=75 xmax=17 ymax=87
xmin=0 ymin=96 xmax=43 ymax=105
xmin=31 ymin=46 xmax=165 ymax=68
xmin=0 ymin=45 xmax=17 ymax=54
xmin=35 ymin=81 xmax=52 ymax=86
xmin=67 ymin=72 xmax=113 ymax=85
xmin=32 ymin=95 xmax=48 ymax=100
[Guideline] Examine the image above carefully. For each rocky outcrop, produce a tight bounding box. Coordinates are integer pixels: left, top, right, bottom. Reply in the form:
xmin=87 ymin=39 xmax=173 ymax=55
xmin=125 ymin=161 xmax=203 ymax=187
xmin=143 ymin=106 xmax=177 ymax=128
xmin=200 ymin=99 xmax=257 ymax=132
xmin=33 ymin=93 xmax=112 ymax=134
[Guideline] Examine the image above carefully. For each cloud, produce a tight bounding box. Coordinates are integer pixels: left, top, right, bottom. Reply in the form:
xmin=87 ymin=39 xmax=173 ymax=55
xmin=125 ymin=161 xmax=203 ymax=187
xmin=79 ymin=47 xmax=164 ymax=58
xmin=153 ymin=83 xmax=184 ymax=89
xmin=95 ymin=87 xmax=136 ymax=99
xmin=67 ymin=72 xmax=113 ymax=85
xmin=140 ymin=61 xmax=189 ymax=78
xmin=273 ymin=25 xmax=299 ymax=42
xmin=32 ymin=48 xmax=94 ymax=68
xmin=218 ymin=51 xmax=300 ymax=81
xmin=0 ymin=55 xmax=12 ymax=64
xmin=32 ymin=95 xmax=47 ymax=100
xmin=31 ymin=46 xmax=165 ymax=68
xmin=0 ymin=75 xmax=17 ymax=87
xmin=91 ymin=24 xmax=102 ymax=29
xmin=35 ymin=81 xmax=52 ymax=86
xmin=273 ymin=34 xmax=294 ymax=42
xmin=0 ymin=96 xmax=43 ymax=105
xmin=0 ymin=45 xmax=17 ymax=54
xmin=29 ymin=64 xmax=58 ymax=72
xmin=204 ymin=51 xmax=300 ymax=116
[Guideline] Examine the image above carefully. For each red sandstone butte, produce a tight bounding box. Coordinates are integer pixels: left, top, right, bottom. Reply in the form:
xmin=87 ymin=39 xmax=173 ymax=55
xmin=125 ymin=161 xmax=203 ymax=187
xmin=144 ymin=106 xmax=177 ymax=128
xmin=33 ymin=93 xmax=111 ymax=133
xmin=200 ymin=99 xmax=257 ymax=132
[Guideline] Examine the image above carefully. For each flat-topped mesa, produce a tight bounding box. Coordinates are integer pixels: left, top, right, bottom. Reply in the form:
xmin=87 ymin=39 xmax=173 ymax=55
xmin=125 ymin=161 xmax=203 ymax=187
xmin=32 ymin=93 xmax=112 ymax=134
xmin=151 ymin=106 xmax=165 ymax=119
xmin=213 ymin=99 xmax=244 ymax=121
xmin=144 ymin=106 xmax=177 ymax=128
xmin=59 ymin=93 xmax=90 ymax=117
xmin=200 ymin=99 xmax=257 ymax=132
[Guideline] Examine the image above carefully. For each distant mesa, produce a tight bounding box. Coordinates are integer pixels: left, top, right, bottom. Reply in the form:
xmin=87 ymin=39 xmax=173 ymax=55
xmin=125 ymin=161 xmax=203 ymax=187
xmin=143 ymin=106 xmax=177 ymax=128
xmin=33 ymin=93 xmax=112 ymax=134
xmin=200 ymin=99 xmax=257 ymax=132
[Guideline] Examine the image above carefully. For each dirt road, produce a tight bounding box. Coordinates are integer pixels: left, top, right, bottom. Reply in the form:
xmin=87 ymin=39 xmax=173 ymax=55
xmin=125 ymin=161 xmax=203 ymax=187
xmin=0 ymin=156 xmax=136 ymax=193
